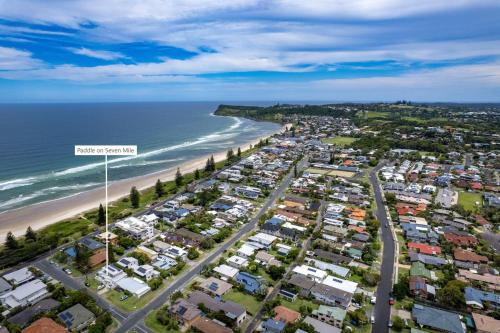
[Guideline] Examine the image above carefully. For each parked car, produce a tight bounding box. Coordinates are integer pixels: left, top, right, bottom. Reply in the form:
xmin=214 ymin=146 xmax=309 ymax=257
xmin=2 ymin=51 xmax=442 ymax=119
xmin=63 ymin=268 xmax=72 ymax=275
xmin=371 ymin=296 xmax=377 ymax=304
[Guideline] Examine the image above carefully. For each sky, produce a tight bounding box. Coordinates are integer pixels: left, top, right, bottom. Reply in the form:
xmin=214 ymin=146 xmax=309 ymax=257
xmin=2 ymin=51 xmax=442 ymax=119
xmin=0 ymin=0 xmax=500 ymax=102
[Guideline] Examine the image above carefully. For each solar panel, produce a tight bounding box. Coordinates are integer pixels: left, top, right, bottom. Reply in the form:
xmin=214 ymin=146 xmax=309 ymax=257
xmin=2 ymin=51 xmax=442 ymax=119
xmin=208 ymin=282 xmax=218 ymax=291
xmin=178 ymin=306 xmax=187 ymax=315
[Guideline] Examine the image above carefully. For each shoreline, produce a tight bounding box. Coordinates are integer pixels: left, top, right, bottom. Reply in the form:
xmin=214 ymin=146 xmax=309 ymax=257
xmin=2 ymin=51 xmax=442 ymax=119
xmin=0 ymin=122 xmax=288 ymax=239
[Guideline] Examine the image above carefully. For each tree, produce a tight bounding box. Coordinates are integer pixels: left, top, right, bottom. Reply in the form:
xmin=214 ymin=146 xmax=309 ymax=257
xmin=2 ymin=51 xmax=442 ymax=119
xmin=5 ymin=231 xmax=18 ymax=250
xmin=266 ymin=265 xmax=286 ymax=280
xmin=25 ymin=226 xmax=37 ymax=242
xmin=392 ymin=274 xmax=409 ymax=300
xmin=97 ymin=203 xmax=105 ymax=226
xmin=194 ymin=168 xmax=200 ymax=180
xmin=187 ymin=247 xmax=200 ymax=260
xmin=437 ymin=280 xmax=466 ymax=309
xmin=294 ymin=164 xmax=298 ymax=177
xmin=205 ymin=158 xmax=212 ymax=172
xmin=385 ymin=192 xmax=397 ymax=205
xmin=130 ymin=186 xmax=140 ymax=208
xmin=175 ymin=168 xmax=183 ymax=188
xmin=329 ymin=152 xmax=335 ymax=164
xmin=74 ymin=243 xmax=91 ymax=272
xmin=392 ymin=315 xmax=404 ymax=332
xmin=237 ymin=147 xmax=242 ymax=158
xmin=210 ymin=155 xmax=215 ymax=170
xmin=226 ymin=148 xmax=234 ymax=162
xmin=155 ymin=179 xmax=164 ymax=197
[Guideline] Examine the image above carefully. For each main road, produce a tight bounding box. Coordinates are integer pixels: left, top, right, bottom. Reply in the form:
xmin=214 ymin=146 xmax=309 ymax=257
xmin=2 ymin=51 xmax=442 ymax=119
xmin=369 ymin=163 xmax=395 ymax=333
xmin=115 ymin=156 xmax=309 ymax=333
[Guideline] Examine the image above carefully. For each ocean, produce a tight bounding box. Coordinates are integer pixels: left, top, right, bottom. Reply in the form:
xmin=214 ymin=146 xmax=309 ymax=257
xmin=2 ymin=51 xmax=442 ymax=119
xmin=0 ymin=102 xmax=280 ymax=212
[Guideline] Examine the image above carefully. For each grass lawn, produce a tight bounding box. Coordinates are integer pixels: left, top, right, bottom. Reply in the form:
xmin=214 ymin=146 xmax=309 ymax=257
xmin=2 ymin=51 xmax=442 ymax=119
xmin=278 ymin=297 xmax=319 ymax=313
xmin=223 ymin=290 xmax=261 ymax=315
xmin=366 ymin=111 xmax=389 ymax=119
xmin=321 ymin=136 xmax=359 ymax=147
xmin=144 ymin=309 xmax=179 ymax=333
xmin=458 ymin=191 xmax=482 ymax=211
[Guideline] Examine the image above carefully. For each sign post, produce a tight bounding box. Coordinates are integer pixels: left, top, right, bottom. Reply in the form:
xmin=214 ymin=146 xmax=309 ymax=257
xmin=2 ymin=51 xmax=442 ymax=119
xmin=75 ymin=145 xmax=137 ymax=276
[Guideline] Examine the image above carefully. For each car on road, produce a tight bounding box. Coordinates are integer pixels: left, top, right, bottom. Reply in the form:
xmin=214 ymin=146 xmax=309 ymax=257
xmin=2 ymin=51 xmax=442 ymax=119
xmin=63 ymin=268 xmax=72 ymax=275
xmin=389 ymin=296 xmax=395 ymax=305
xmin=371 ymin=315 xmax=375 ymax=324
xmin=388 ymin=320 xmax=393 ymax=327
xmin=97 ymin=284 xmax=105 ymax=290
xmin=371 ymin=296 xmax=377 ymax=304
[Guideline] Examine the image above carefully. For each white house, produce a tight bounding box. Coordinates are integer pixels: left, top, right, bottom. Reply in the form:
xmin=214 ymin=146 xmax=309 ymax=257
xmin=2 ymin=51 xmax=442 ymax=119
xmin=116 ymin=257 xmax=139 ymax=270
xmin=227 ymin=255 xmax=249 ymax=269
xmin=236 ymin=243 xmax=259 ymax=258
xmin=0 ymin=279 xmax=48 ymax=309
xmin=133 ymin=265 xmax=160 ymax=281
xmin=116 ymin=217 xmax=154 ymax=240
xmin=213 ymin=264 xmax=239 ymax=280
xmin=95 ymin=265 xmax=127 ymax=288
xmin=292 ymin=264 xmax=328 ymax=283
xmin=3 ymin=267 xmax=34 ymax=286
xmin=116 ymin=277 xmax=151 ymax=298
xmin=248 ymin=233 xmax=278 ymax=248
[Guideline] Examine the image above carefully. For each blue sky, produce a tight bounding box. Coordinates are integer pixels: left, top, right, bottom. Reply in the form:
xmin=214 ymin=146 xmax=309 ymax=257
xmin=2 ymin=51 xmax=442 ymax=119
xmin=0 ymin=1 xmax=499 ymax=102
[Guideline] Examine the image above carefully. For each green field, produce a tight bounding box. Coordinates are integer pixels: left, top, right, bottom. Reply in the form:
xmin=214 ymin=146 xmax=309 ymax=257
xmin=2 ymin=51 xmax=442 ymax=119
xmin=321 ymin=136 xmax=359 ymax=146
xmin=105 ymin=283 xmax=167 ymax=312
xmin=366 ymin=111 xmax=389 ymax=118
xmin=458 ymin=191 xmax=482 ymax=211
xmin=222 ymin=290 xmax=261 ymax=315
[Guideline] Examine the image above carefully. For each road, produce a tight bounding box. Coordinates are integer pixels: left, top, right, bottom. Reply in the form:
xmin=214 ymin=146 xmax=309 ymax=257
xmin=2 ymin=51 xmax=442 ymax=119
xmin=369 ymin=163 xmax=395 ymax=333
xmin=113 ymin=156 xmax=309 ymax=333
xmin=244 ymin=197 xmax=324 ymax=333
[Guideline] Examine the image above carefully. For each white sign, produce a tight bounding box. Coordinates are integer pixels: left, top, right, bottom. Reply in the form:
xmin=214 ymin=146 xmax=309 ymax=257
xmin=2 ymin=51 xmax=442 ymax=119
xmin=75 ymin=145 xmax=137 ymax=156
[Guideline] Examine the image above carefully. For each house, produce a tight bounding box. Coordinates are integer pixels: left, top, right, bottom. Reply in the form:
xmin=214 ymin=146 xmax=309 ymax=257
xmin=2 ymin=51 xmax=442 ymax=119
xmin=152 ymin=240 xmax=171 ymax=253
xmin=408 ymin=251 xmax=447 ymax=267
xmin=276 ymin=243 xmax=292 ymax=256
xmin=237 ymin=243 xmax=259 ymax=258
xmin=444 ymin=229 xmax=478 ymax=247
xmin=262 ymin=318 xmax=286 ymax=333
xmin=292 ymin=265 xmax=327 ymax=283
xmin=95 ymin=265 xmax=127 ymax=288
xmin=255 ymin=251 xmax=282 ymax=267
xmin=310 ymin=283 xmax=352 ymax=308
xmin=472 ymin=313 xmax=500 ymax=333
xmin=152 ymin=256 xmax=177 ymax=270
xmin=262 ymin=217 xmax=285 ymax=234
xmin=409 ymin=276 xmax=436 ymax=299
xmin=283 ymin=196 xmax=307 ymax=210
xmin=79 ymin=237 xmax=106 ymax=267
xmin=116 ymin=277 xmax=151 ymax=298
xmin=306 ymin=259 xmax=350 ymax=278
xmin=115 ymin=216 xmax=154 ymax=240
xmin=273 ymin=305 xmax=300 ymax=323
xmin=227 ymin=255 xmax=249 ymax=269
xmin=287 ymin=274 xmax=316 ymax=297
xmin=188 ymin=291 xmax=247 ymax=326
xmin=313 ymin=249 xmax=352 ymax=265
xmin=116 ymin=257 xmax=139 ymax=270
xmin=199 ymin=277 xmax=232 ymax=297
xmin=412 ymin=304 xmax=466 ymax=333
xmin=410 ymin=262 xmax=433 ymax=280
xmin=22 ymin=318 xmax=67 ymax=333
xmin=458 ymin=269 xmax=500 ymax=291
xmin=133 ymin=264 xmax=160 ymax=281
xmin=164 ymin=245 xmax=188 ymax=261
xmin=137 ymin=245 xmax=159 ymax=261
xmin=3 ymin=267 xmax=34 ymax=286
xmin=235 ymin=272 xmax=265 ymax=294
xmin=9 ymin=298 xmax=60 ymax=328
xmin=248 ymin=232 xmax=278 ymax=248
xmin=0 ymin=278 xmax=12 ymax=295
xmin=58 ymin=304 xmax=96 ymax=331
xmin=235 ymin=186 xmax=262 ymax=199
xmin=311 ymin=305 xmax=346 ymax=328
xmin=454 ymin=249 xmax=488 ymax=269
xmin=191 ymin=317 xmax=233 ymax=333
xmin=213 ymin=264 xmax=239 ymax=280
xmin=407 ymin=242 xmax=441 ymax=255
xmin=303 ymin=316 xmax=342 ymax=333
xmin=464 ymin=287 xmax=500 ymax=309
xmin=0 ymin=279 xmax=48 ymax=309
xmin=169 ymin=298 xmax=201 ymax=326
xmin=97 ymin=231 xmax=119 ymax=245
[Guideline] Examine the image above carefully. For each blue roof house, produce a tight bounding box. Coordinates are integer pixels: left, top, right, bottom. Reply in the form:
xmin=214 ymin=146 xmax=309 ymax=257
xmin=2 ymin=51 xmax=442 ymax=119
xmin=235 ymin=272 xmax=265 ymax=294
xmin=464 ymin=287 xmax=500 ymax=309
xmin=262 ymin=318 xmax=286 ymax=333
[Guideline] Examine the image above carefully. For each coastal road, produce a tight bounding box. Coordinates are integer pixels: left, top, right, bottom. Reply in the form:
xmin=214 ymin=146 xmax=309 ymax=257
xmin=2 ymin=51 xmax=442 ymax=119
xmin=115 ymin=156 xmax=309 ymax=333
xmin=369 ymin=163 xmax=395 ymax=333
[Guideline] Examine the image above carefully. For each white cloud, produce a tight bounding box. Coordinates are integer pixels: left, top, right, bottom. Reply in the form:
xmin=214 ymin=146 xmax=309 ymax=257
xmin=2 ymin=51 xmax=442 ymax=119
xmin=67 ymin=47 xmax=126 ymax=60
xmin=0 ymin=46 xmax=43 ymax=70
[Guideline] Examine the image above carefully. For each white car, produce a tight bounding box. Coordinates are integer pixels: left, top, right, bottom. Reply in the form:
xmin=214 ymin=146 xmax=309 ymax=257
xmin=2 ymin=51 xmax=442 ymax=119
xmin=371 ymin=296 xmax=377 ymax=304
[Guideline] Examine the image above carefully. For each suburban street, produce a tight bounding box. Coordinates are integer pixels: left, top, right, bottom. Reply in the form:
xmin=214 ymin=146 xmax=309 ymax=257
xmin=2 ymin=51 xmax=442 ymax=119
xmin=111 ymin=156 xmax=309 ymax=333
xmin=369 ymin=163 xmax=395 ymax=333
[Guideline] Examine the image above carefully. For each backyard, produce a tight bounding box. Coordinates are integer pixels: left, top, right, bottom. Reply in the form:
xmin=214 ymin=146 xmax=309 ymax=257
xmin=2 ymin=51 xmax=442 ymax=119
xmin=458 ymin=191 xmax=482 ymax=211
xmin=322 ymin=136 xmax=359 ymax=147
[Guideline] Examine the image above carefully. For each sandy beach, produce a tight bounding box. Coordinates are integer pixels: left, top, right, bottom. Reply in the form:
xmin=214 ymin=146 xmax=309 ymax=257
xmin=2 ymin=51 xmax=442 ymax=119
xmin=0 ymin=123 xmax=288 ymax=239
